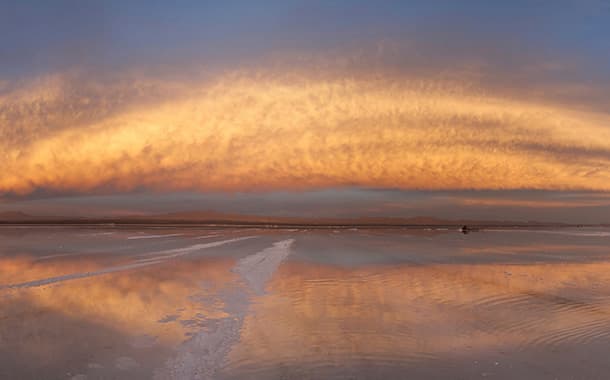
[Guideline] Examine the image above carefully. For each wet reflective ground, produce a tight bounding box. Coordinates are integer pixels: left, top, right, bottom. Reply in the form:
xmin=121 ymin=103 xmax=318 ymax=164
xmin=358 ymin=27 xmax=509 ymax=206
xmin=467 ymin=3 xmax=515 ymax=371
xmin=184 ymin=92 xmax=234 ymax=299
xmin=1 ymin=227 xmax=610 ymax=379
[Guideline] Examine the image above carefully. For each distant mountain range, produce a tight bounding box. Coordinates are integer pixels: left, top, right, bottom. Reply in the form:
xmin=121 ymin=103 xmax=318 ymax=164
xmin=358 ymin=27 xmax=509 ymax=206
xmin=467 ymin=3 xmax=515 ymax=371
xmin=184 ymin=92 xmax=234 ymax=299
xmin=0 ymin=210 xmax=592 ymax=227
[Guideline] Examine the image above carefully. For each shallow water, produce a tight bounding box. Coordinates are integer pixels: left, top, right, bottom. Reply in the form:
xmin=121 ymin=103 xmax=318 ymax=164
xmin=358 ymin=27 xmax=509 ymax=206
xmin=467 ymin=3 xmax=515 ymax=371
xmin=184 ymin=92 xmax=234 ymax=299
xmin=1 ymin=227 xmax=610 ymax=379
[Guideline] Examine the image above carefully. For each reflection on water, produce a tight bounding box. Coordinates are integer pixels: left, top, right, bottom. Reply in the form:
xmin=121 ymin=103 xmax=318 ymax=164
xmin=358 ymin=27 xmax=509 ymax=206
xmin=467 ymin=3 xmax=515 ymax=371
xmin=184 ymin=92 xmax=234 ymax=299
xmin=1 ymin=227 xmax=610 ymax=379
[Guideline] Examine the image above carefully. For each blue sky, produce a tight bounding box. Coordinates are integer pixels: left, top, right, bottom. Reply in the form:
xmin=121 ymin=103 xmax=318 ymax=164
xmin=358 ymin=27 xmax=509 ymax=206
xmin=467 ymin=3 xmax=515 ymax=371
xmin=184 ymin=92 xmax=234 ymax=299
xmin=2 ymin=1 xmax=609 ymax=77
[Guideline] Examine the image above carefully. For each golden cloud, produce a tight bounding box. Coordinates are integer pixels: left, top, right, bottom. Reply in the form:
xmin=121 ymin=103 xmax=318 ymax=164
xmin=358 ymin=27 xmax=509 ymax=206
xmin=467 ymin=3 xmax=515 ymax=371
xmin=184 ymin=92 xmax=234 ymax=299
xmin=2 ymin=70 xmax=610 ymax=194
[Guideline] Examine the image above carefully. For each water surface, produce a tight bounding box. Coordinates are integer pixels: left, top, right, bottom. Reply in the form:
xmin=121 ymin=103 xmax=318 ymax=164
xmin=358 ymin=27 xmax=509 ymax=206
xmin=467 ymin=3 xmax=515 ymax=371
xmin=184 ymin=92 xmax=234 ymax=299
xmin=1 ymin=227 xmax=610 ymax=379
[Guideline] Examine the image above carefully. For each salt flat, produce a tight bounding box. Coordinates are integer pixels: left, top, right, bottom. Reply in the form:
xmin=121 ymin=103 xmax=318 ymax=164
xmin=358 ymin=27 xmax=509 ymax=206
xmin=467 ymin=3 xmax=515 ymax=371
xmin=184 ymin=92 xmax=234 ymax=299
xmin=2 ymin=227 xmax=610 ymax=379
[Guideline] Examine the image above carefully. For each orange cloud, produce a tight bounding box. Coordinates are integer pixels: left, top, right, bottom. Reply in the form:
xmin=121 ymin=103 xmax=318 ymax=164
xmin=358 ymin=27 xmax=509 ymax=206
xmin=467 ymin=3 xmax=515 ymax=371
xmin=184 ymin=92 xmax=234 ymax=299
xmin=2 ymin=70 xmax=610 ymax=195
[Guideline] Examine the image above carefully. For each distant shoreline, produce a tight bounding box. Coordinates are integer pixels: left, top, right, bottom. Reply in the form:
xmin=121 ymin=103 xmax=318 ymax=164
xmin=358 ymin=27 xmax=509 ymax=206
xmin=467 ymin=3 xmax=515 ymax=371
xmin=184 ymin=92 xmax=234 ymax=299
xmin=0 ymin=221 xmax=606 ymax=229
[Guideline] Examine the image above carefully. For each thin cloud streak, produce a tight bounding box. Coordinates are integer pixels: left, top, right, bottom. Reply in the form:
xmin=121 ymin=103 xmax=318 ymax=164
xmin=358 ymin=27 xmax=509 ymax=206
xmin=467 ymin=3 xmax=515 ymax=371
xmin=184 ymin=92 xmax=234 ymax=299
xmin=455 ymin=198 xmax=610 ymax=209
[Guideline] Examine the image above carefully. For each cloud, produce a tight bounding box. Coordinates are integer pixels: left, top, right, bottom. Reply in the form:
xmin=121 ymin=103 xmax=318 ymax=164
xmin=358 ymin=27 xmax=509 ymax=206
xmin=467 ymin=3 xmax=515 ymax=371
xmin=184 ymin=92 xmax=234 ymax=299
xmin=455 ymin=198 xmax=610 ymax=209
xmin=2 ymin=69 xmax=610 ymax=195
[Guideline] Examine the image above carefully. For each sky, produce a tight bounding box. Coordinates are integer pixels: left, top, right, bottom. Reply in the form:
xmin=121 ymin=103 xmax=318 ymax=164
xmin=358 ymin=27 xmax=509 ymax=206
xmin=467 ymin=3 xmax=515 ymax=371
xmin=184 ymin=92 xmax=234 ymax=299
xmin=1 ymin=0 xmax=610 ymax=223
